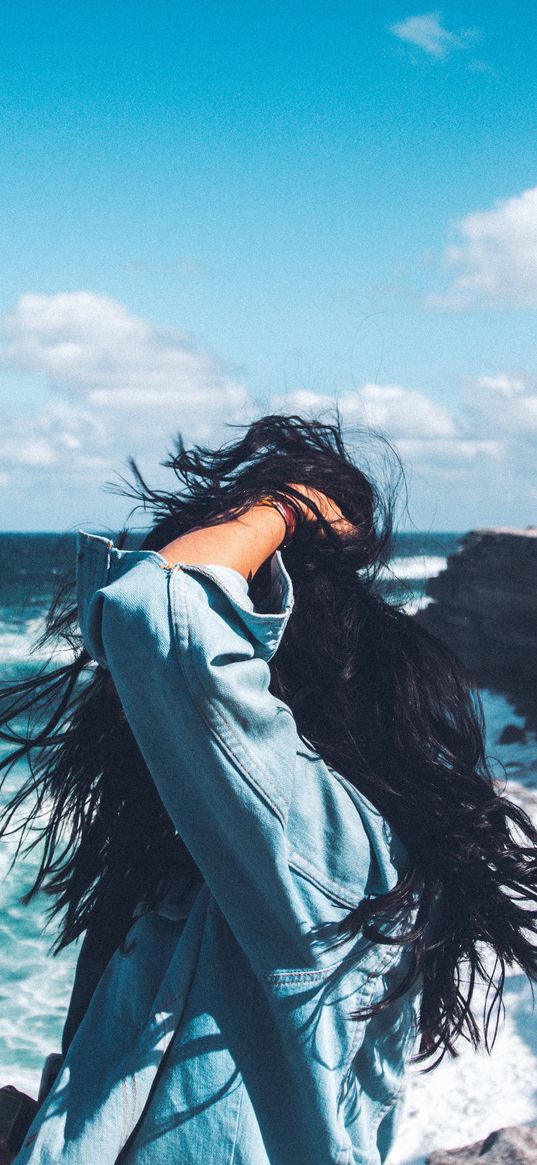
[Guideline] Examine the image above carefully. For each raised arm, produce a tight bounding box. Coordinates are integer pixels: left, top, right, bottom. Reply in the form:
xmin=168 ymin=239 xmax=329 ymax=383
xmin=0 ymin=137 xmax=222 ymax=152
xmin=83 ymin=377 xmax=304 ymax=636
xmin=77 ymin=533 xmax=307 ymax=980
xmin=157 ymin=486 xmax=355 ymax=578
xmin=76 ymin=487 xmax=357 ymax=974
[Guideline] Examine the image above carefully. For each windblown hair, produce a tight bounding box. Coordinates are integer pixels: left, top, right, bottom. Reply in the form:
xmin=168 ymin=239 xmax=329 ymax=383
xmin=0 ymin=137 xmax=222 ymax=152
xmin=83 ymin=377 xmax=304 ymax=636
xmin=2 ymin=414 xmax=537 ymax=1067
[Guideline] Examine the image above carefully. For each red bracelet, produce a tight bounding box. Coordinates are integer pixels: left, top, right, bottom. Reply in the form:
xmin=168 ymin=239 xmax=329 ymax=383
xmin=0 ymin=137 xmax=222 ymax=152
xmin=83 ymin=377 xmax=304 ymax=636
xmin=258 ymin=496 xmax=298 ymax=547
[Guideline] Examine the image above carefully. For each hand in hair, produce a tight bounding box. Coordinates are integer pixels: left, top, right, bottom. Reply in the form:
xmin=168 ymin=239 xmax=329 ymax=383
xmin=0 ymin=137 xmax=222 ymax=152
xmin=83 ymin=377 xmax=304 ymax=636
xmin=285 ymin=483 xmax=357 ymax=539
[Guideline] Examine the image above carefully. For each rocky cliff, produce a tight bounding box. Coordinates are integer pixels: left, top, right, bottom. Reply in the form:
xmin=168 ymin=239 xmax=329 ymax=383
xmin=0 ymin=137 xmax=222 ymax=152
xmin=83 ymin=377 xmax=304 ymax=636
xmin=427 ymin=1124 xmax=537 ymax=1164
xmin=416 ymin=527 xmax=537 ymax=732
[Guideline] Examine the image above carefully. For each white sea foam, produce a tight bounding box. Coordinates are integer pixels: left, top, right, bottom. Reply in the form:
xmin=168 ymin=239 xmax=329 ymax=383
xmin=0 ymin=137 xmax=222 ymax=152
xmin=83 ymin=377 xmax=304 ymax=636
xmin=0 ymin=616 xmax=48 ymax=662
xmin=388 ymin=690 xmax=537 ymax=1164
xmin=386 ymin=555 xmax=447 ymax=582
xmin=401 ymin=594 xmax=433 ymax=616
xmin=0 ymin=783 xmax=78 ymax=1090
xmin=0 ymin=614 xmax=76 ymax=668
xmin=380 ymin=553 xmax=445 ymax=613
xmin=390 ymin=964 xmax=537 ymax=1165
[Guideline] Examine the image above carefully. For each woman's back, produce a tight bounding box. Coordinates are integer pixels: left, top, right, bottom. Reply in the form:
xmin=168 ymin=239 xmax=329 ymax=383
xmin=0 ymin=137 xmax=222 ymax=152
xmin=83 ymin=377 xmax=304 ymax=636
xmin=14 ymin=533 xmax=417 ymax=1165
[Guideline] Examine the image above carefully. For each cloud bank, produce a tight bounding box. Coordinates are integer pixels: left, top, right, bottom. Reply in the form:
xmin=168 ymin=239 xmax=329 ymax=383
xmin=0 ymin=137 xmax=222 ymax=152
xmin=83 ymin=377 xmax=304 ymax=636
xmin=1 ymin=292 xmax=536 ymax=528
xmin=273 ymin=377 xmax=536 ymax=524
xmin=0 ymin=293 xmax=249 ymax=496
xmin=1 ymin=292 xmax=247 ymax=412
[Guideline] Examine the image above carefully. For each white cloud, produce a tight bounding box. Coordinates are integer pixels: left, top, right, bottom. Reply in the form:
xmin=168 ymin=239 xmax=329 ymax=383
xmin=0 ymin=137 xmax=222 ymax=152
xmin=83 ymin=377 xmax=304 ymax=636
xmin=396 ymin=437 xmax=502 ymax=463
xmin=389 ymin=12 xmax=467 ymax=57
xmin=0 ymin=402 xmax=107 ymax=470
xmin=273 ymin=383 xmax=456 ymax=440
xmin=342 ymin=383 xmax=456 ymax=439
xmin=474 ymin=374 xmax=527 ymax=398
xmin=0 ymin=291 xmax=248 ymax=413
xmin=469 ymin=373 xmax=537 ymax=433
xmin=429 ymin=186 xmax=537 ymax=309
xmin=0 ymin=293 xmax=252 ymax=522
xmin=270 ymin=377 xmax=537 ymax=520
xmin=0 ymin=437 xmax=58 ymax=467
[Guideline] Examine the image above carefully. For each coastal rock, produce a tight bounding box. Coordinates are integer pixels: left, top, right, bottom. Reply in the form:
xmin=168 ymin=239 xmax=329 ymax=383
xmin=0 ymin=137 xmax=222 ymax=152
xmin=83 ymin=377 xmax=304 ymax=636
xmin=416 ymin=528 xmax=537 ymax=732
xmin=426 ymin=1124 xmax=537 ymax=1164
xmin=498 ymin=724 xmax=527 ymax=745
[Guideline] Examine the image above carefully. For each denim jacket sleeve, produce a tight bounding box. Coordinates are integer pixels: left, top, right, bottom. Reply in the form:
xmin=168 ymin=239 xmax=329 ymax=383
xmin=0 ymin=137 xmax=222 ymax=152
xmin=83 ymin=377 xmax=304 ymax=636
xmin=76 ymin=530 xmax=314 ymax=972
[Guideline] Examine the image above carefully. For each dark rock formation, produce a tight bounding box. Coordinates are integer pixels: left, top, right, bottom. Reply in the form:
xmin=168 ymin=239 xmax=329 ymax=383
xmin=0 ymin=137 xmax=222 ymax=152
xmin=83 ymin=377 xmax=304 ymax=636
xmin=416 ymin=528 xmax=537 ymax=732
xmin=498 ymin=724 xmax=528 ymax=746
xmin=427 ymin=1123 xmax=537 ymax=1164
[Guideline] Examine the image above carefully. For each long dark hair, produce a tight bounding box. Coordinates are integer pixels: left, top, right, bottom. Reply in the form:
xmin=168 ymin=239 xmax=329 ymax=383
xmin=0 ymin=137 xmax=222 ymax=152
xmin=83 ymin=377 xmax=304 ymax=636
xmin=2 ymin=413 xmax=537 ymax=1067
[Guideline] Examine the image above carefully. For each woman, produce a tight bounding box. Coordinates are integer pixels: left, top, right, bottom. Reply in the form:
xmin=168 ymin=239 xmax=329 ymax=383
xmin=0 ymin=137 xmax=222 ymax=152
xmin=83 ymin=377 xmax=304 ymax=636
xmin=2 ymin=414 xmax=537 ymax=1165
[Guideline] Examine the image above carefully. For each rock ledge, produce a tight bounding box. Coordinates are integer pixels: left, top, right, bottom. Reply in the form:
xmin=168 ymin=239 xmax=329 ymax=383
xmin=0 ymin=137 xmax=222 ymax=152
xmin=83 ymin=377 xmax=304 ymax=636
xmin=416 ymin=527 xmax=537 ymax=731
xmin=427 ymin=1123 xmax=537 ymax=1164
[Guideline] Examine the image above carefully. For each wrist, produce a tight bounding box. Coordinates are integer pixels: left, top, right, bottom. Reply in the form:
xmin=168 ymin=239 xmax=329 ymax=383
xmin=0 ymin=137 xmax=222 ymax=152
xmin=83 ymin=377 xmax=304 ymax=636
xmin=256 ymin=497 xmax=297 ymax=547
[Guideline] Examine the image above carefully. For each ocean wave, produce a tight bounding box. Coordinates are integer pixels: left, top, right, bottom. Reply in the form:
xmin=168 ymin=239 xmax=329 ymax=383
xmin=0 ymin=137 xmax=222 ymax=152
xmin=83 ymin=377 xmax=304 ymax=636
xmin=384 ymin=554 xmax=447 ymax=582
xmin=0 ymin=836 xmax=79 ymax=1093
xmin=401 ymin=594 xmax=433 ymax=616
xmin=0 ymin=614 xmax=76 ymax=668
xmin=0 ymin=616 xmax=47 ymax=661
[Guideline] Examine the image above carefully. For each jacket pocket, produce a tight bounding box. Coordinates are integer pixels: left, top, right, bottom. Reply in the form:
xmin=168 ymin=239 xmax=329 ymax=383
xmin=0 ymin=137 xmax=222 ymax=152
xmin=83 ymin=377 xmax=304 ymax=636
xmin=112 ymin=911 xmax=185 ymax=1032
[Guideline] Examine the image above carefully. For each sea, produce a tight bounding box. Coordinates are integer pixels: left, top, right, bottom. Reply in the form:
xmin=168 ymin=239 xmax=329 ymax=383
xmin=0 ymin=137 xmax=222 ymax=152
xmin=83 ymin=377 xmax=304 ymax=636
xmin=1 ymin=531 xmax=536 ymax=1164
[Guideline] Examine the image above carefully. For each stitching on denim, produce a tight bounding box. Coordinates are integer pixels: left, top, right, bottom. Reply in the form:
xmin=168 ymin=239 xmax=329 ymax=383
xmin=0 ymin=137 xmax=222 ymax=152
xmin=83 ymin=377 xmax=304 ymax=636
xmin=263 ymin=967 xmax=334 ymax=983
xmin=179 ymin=569 xmax=289 ymax=822
xmin=288 ymin=851 xmax=364 ymax=909
xmin=264 ymin=943 xmax=400 ymax=986
xmin=339 ymin=1007 xmax=365 ymax=1090
xmin=131 ymin=1069 xmax=138 ymax=1140
xmin=121 ymin=1075 xmax=130 ymax=1148
xmin=171 ymin=568 xmax=290 ymax=827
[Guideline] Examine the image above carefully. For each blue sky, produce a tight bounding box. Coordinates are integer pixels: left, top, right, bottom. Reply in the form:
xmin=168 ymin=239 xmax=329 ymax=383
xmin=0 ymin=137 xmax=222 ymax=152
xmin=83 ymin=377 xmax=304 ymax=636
xmin=1 ymin=1 xmax=537 ymax=530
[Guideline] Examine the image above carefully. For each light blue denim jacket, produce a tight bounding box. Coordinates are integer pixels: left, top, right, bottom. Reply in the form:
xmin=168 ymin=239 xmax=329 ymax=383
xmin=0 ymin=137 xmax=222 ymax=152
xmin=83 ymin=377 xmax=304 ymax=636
xmin=15 ymin=532 xmax=418 ymax=1165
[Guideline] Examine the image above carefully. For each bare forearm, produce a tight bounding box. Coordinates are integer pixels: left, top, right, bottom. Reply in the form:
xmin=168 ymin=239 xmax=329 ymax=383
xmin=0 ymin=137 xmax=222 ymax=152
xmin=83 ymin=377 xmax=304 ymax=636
xmin=157 ymin=504 xmax=287 ymax=581
xmin=157 ymin=485 xmax=353 ymax=579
